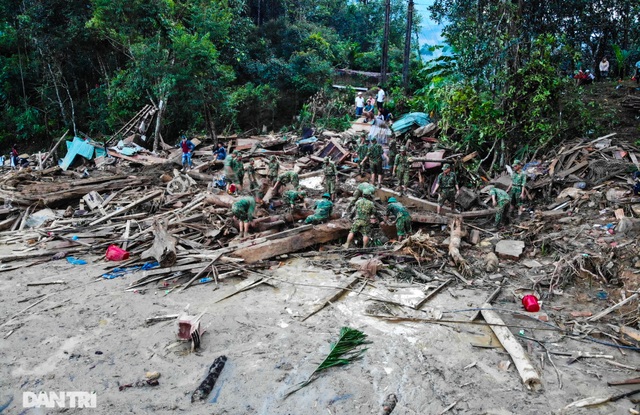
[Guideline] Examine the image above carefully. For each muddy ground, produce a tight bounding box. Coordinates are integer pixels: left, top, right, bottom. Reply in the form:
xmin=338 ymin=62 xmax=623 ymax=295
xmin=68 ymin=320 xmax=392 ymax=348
xmin=1 ymin=231 xmax=640 ymax=415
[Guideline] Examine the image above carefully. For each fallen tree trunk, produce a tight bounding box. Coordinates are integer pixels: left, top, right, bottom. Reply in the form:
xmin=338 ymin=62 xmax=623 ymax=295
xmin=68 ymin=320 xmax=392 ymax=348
xmin=481 ymin=305 xmax=541 ymax=388
xmin=448 ymin=217 xmax=471 ymax=278
xmin=141 ymin=220 xmax=177 ymax=267
xmin=231 ymin=219 xmax=350 ymax=263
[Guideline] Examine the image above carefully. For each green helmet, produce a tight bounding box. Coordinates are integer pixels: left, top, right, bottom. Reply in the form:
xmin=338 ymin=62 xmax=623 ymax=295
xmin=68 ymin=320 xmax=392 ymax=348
xmin=233 ymin=150 xmax=240 ymax=156
xmin=443 ymin=163 xmax=451 ymax=170
xmin=513 ymin=159 xmax=522 ymax=166
xmin=270 ymin=155 xmax=276 ymax=161
xmin=324 ymin=157 xmax=330 ymax=163
xmin=400 ymin=146 xmax=406 ymax=152
xmin=362 ymin=188 xmax=374 ymax=196
xmin=322 ymin=193 xmax=331 ymax=199
xmin=388 ymin=197 xmax=397 ymax=203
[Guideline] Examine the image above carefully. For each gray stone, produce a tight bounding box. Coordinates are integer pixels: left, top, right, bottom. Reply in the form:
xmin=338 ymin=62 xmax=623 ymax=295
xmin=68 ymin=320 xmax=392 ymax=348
xmin=495 ymin=240 xmax=525 ymax=260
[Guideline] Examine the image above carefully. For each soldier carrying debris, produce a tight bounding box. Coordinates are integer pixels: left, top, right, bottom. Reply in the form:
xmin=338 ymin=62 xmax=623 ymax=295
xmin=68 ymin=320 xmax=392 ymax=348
xmin=305 ymin=193 xmax=334 ymax=224
xmin=274 ymin=170 xmax=300 ymax=191
xmin=360 ymin=138 xmax=384 ymax=187
xmin=322 ymin=157 xmax=338 ymax=200
xmin=347 ymin=182 xmax=376 ymax=211
xmin=267 ymin=155 xmax=279 ymax=185
xmin=231 ymin=195 xmax=260 ymax=238
xmin=387 ymin=137 xmax=398 ymax=174
xmin=506 ymin=159 xmax=526 ymax=216
xmin=392 ymin=146 xmax=411 ymax=195
xmin=487 ymin=185 xmax=511 ymax=228
xmin=385 ymin=197 xmax=412 ymax=241
xmin=432 ymin=163 xmax=460 ymax=215
xmin=343 ymin=189 xmax=381 ymax=249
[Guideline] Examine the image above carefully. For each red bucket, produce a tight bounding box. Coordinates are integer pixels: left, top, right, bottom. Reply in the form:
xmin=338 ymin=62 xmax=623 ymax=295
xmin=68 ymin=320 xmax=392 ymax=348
xmin=105 ymin=245 xmax=130 ymax=261
xmin=522 ymin=295 xmax=540 ymax=312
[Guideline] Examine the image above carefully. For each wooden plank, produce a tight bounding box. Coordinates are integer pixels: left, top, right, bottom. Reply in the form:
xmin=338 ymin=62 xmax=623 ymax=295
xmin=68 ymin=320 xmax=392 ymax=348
xmin=413 ymin=278 xmax=452 ymax=310
xmin=587 ymin=293 xmax=638 ymax=322
xmin=556 ymin=160 xmax=589 ymax=179
xmin=89 ymin=190 xmax=163 ymax=226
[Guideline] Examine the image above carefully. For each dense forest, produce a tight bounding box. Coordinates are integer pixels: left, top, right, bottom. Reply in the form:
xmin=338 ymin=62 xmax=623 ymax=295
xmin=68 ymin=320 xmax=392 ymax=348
xmin=1 ymin=0 xmax=639 ymax=165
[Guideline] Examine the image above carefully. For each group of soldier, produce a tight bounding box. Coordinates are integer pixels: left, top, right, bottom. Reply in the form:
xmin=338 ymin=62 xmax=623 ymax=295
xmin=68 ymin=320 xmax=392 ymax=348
xmin=228 ymin=144 xmax=529 ymax=242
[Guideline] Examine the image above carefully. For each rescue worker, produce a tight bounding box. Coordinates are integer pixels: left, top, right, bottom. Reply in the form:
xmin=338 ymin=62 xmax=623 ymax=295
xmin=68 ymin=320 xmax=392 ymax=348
xmin=360 ymin=138 xmax=383 ymax=187
xmin=356 ymin=135 xmax=369 ymax=176
xmin=322 ymin=157 xmax=338 ymax=200
xmin=231 ymin=196 xmax=258 ymax=238
xmin=343 ymin=189 xmax=380 ymax=249
xmin=506 ymin=159 xmax=527 ymax=216
xmin=267 ymin=155 xmax=279 ymax=185
xmin=393 ymin=146 xmax=410 ymax=195
xmin=305 ymin=193 xmax=334 ymax=224
xmin=385 ymin=197 xmax=412 ymax=241
xmin=283 ymin=189 xmax=307 ymax=209
xmin=432 ymin=163 xmax=460 ymax=215
xmin=488 ymin=185 xmax=511 ymax=228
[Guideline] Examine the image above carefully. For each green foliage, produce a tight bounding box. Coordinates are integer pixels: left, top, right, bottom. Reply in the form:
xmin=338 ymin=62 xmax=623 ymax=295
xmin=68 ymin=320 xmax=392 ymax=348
xmin=285 ymin=327 xmax=369 ymax=397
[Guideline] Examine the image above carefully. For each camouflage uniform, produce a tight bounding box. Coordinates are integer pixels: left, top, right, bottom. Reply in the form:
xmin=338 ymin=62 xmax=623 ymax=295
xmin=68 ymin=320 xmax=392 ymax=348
xmin=348 ymin=182 xmax=376 ymax=209
xmin=510 ymin=171 xmax=526 ymax=207
xmin=247 ymin=163 xmax=257 ymax=185
xmin=283 ymin=190 xmax=305 ymax=207
xmin=386 ymin=201 xmax=412 ymax=236
xmin=233 ymin=158 xmax=245 ymax=186
xmin=277 ymin=171 xmax=300 ymax=189
xmin=351 ymin=197 xmax=376 ymax=236
xmin=323 ymin=159 xmax=338 ymax=196
xmin=305 ymin=198 xmax=334 ymax=224
xmin=489 ymin=187 xmax=511 ymax=226
xmin=223 ymin=156 xmax=237 ymax=182
xmin=367 ymin=142 xmax=384 ymax=175
xmin=268 ymin=158 xmax=279 ymax=184
xmin=357 ymin=142 xmax=369 ymax=174
xmin=394 ymin=152 xmax=411 ymax=186
xmin=388 ymin=140 xmax=398 ymax=171
xmin=436 ymin=171 xmax=458 ymax=206
xmin=231 ymin=196 xmax=256 ymax=222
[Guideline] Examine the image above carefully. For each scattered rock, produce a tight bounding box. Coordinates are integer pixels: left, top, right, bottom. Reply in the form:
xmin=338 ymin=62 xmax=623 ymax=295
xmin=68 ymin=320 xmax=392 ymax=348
xmin=522 ymin=259 xmax=543 ymax=268
xmin=570 ymin=311 xmax=593 ymax=318
xmin=485 ymin=252 xmax=499 ymax=273
xmin=494 ymin=240 xmax=525 ymax=260
xmin=488 ymin=273 xmax=504 ymax=281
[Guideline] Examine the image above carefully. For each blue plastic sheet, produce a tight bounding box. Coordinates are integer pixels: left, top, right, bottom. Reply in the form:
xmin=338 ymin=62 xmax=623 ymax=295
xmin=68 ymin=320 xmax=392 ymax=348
xmin=66 ymin=257 xmax=87 ymax=265
xmin=102 ymin=261 xmax=159 ymax=279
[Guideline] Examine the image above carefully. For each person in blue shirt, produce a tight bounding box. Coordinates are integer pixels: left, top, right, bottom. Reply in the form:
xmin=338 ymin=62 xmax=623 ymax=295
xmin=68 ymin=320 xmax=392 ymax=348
xmin=213 ymin=143 xmax=226 ymax=160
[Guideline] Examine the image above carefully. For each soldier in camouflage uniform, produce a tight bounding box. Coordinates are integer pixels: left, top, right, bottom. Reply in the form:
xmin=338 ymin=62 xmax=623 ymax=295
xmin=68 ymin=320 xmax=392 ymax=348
xmin=275 ymin=170 xmax=299 ymax=189
xmin=392 ymin=146 xmax=411 ymax=195
xmin=305 ymin=193 xmax=334 ymax=224
xmin=231 ymin=196 xmax=257 ymax=238
xmin=506 ymin=159 xmax=527 ymax=215
xmin=343 ymin=189 xmax=381 ymax=249
xmin=223 ymin=151 xmax=237 ymax=185
xmin=361 ymin=138 xmax=384 ymax=187
xmin=488 ymin=186 xmax=511 ymax=228
xmin=385 ymin=197 xmax=412 ymax=241
xmin=347 ymin=182 xmax=376 ymax=211
xmin=432 ymin=163 xmax=460 ymax=215
xmin=232 ymin=151 xmax=245 ymax=190
xmin=322 ymin=157 xmax=338 ymax=200
xmin=356 ymin=136 xmax=369 ymax=175
xmin=267 ymin=156 xmax=279 ymax=185
xmin=283 ymin=189 xmax=306 ymax=209
xmin=387 ymin=138 xmax=398 ymax=174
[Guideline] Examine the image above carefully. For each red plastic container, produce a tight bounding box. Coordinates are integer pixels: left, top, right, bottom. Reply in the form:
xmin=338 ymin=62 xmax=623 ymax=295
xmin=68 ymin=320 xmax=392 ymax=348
xmin=522 ymin=295 xmax=540 ymax=312
xmin=105 ymin=245 xmax=130 ymax=261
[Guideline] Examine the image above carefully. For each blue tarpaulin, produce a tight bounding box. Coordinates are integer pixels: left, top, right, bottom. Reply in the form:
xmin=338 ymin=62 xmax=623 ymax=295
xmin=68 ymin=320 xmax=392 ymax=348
xmin=390 ymin=112 xmax=431 ymax=135
xmin=60 ymin=137 xmax=102 ymax=170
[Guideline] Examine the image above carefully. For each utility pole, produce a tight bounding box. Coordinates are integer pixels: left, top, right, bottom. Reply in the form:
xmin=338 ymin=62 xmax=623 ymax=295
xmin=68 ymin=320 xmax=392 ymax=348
xmin=380 ymin=0 xmax=391 ymax=85
xmin=402 ymin=0 xmax=414 ymax=91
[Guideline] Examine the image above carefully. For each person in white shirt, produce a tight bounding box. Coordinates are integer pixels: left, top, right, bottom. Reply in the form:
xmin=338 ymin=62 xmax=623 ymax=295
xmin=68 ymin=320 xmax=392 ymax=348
xmin=376 ymin=85 xmax=385 ymax=111
xmin=354 ymin=92 xmax=365 ymax=117
xmin=599 ymin=57 xmax=609 ymax=80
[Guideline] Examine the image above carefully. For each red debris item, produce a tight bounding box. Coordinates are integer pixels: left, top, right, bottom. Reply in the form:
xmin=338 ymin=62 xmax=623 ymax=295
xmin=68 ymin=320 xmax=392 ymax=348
xmin=105 ymin=245 xmax=130 ymax=261
xmin=227 ymin=184 xmax=237 ymax=194
xmin=178 ymin=312 xmax=206 ymax=350
xmin=522 ymin=295 xmax=540 ymax=312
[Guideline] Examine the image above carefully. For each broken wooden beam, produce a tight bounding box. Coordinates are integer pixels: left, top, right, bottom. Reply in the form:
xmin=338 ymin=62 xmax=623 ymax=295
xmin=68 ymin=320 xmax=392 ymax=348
xmin=481 ymin=305 xmax=541 ymax=387
xmin=301 ymin=274 xmax=361 ymax=321
xmin=89 ymin=190 xmax=163 ymax=226
xmin=231 ymin=219 xmax=351 ymax=263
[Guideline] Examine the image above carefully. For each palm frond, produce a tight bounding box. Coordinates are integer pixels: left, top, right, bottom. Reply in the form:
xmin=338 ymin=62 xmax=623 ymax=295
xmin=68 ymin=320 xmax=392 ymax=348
xmin=285 ymin=327 xmax=369 ymax=397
